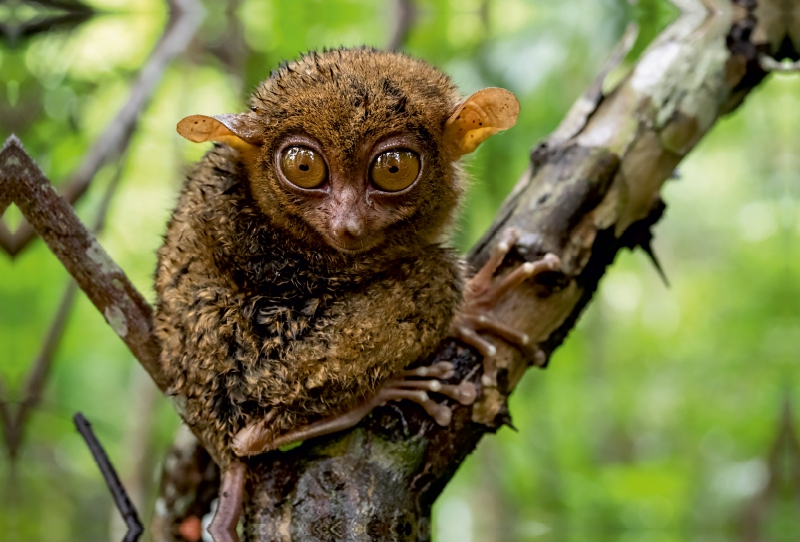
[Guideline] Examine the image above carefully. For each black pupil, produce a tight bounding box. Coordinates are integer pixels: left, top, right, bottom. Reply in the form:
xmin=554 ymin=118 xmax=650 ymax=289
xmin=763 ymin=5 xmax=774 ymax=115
xmin=389 ymin=166 xmax=399 ymax=173
xmin=299 ymin=164 xmax=309 ymax=171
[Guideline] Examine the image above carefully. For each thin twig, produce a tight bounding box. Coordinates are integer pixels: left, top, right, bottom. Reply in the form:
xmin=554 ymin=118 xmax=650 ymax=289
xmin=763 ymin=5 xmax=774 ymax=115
xmin=74 ymin=412 xmax=144 ymax=542
xmin=548 ymin=22 xmax=639 ymax=146
xmin=0 ymin=378 xmax=14 ymax=451
xmin=58 ymin=0 xmax=203 ymax=204
xmin=4 ymin=282 xmax=79 ymax=458
xmin=22 ymin=0 xmax=94 ymax=10
xmin=386 ymin=0 xmax=417 ymax=51
xmin=0 ymin=11 xmax=94 ymax=45
xmin=1 ymin=0 xmax=205 ymax=257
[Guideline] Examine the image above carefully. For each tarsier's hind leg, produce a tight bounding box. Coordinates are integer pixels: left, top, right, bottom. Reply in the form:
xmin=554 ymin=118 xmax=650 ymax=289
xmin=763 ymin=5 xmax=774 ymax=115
xmin=450 ymin=228 xmax=560 ymax=386
xmin=231 ymin=362 xmax=475 ymax=457
xmin=207 ymin=461 xmax=245 ymax=542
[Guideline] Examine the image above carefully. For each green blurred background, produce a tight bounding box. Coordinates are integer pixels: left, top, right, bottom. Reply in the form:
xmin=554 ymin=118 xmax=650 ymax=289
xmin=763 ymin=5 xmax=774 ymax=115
xmin=1 ymin=0 xmax=799 ymax=540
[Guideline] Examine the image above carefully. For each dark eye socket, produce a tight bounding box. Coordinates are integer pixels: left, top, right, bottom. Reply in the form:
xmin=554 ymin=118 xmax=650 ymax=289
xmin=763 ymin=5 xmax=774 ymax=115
xmin=280 ymin=146 xmax=327 ymax=189
xmin=369 ymin=149 xmax=420 ymax=192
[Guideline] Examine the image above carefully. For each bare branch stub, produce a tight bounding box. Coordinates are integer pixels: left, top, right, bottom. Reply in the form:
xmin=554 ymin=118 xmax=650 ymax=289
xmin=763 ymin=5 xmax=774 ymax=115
xmin=0 ymin=137 xmax=167 ymax=392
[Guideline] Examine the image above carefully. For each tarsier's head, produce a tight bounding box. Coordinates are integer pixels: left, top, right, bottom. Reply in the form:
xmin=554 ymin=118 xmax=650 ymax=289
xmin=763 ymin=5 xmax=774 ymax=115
xmin=178 ymin=48 xmax=518 ymax=255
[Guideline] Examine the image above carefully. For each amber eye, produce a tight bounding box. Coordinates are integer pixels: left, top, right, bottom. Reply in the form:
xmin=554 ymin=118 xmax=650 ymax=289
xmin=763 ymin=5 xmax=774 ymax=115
xmin=369 ymin=149 xmax=420 ymax=192
xmin=280 ymin=146 xmax=327 ymax=189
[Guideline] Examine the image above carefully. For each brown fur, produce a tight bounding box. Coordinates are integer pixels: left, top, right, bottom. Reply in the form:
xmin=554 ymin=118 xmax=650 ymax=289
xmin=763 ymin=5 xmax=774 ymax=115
xmin=155 ymin=48 xmax=470 ymax=466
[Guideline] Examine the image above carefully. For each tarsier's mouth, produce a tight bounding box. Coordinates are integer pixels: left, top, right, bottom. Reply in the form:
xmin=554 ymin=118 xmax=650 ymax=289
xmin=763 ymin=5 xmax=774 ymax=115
xmin=322 ymin=232 xmax=377 ymax=255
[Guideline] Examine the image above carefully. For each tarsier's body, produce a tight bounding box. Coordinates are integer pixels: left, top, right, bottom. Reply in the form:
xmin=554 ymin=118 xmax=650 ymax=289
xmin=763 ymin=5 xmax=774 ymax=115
xmin=155 ymin=144 xmax=462 ymax=462
xmin=155 ymin=48 xmax=557 ymax=542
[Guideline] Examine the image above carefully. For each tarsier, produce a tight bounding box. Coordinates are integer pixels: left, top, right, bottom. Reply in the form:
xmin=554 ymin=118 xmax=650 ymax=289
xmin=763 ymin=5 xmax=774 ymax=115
xmin=155 ymin=47 xmax=559 ymax=542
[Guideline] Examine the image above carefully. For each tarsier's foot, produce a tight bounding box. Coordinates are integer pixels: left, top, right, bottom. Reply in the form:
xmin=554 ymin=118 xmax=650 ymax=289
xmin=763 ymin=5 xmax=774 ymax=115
xmin=231 ymin=362 xmax=475 ymax=457
xmin=379 ymin=361 xmax=477 ymax=426
xmin=207 ymin=461 xmax=245 ymax=542
xmin=450 ymin=228 xmax=560 ymax=387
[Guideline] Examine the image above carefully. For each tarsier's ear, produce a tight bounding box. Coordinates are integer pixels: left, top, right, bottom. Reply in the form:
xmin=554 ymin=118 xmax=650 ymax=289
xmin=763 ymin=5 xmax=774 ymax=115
xmin=176 ymin=113 xmax=263 ymax=152
xmin=444 ymin=88 xmax=520 ymax=156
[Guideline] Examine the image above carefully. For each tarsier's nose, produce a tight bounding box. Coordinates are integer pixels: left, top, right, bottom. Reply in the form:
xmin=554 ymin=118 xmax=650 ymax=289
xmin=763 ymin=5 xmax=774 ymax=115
xmin=331 ymin=215 xmax=365 ymax=239
xmin=329 ymin=181 xmax=366 ymax=242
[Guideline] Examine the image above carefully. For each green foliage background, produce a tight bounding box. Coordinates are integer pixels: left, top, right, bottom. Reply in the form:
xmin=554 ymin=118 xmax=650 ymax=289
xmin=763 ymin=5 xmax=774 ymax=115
xmin=1 ymin=0 xmax=799 ymax=540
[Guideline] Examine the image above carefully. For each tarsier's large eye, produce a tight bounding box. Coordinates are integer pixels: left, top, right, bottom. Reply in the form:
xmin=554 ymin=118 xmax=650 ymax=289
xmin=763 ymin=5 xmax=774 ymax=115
xmin=280 ymin=146 xmax=327 ymax=189
xmin=370 ymin=149 xmax=420 ymax=192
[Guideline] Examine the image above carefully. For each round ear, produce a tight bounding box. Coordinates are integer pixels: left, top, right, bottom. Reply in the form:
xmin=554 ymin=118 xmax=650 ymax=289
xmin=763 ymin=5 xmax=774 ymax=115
xmin=444 ymin=88 xmax=520 ymax=156
xmin=177 ymin=113 xmax=263 ymax=152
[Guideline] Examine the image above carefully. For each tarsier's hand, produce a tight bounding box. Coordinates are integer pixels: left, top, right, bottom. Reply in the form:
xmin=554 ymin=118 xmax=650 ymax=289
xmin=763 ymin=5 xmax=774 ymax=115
xmin=450 ymin=228 xmax=560 ymax=387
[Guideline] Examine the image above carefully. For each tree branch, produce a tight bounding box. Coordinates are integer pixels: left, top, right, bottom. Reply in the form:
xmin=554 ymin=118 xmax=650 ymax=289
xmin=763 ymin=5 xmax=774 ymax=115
xmin=1 ymin=150 xmax=129 ymax=458
xmin=74 ymin=412 xmax=144 ymax=542
xmin=386 ymin=0 xmax=417 ymax=51
xmin=0 ymin=137 xmax=168 ymax=392
xmin=0 ymin=0 xmax=204 ymax=256
xmin=2 ymin=281 xmax=78 ymax=457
